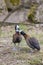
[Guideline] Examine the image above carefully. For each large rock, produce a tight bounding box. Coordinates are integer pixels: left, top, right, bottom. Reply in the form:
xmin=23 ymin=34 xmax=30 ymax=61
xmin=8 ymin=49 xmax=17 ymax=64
xmin=5 ymin=9 xmax=28 ymax=23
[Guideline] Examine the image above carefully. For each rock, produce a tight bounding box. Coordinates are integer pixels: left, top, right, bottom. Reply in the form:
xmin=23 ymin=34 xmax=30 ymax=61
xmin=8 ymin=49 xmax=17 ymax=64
xmin=0 ymin=0 xmax=8 ymax=21
xmin=35 ymin=4 xmax=43 ymax=23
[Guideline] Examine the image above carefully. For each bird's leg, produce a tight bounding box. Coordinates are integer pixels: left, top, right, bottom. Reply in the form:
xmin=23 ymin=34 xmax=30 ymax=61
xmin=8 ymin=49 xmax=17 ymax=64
xmin=17 ymin=43 xmax=20 ymax=52
xmin=12 ymin=44 xmax=17 ymax=51
xmin=13 ymin=44 xmax=18 ymax=55
xmin=29 ymin=48 xmax=35 ymax=53
xmin=34 ymin=49 xmax=40 ymax=53
xmin=30 ymin=49 xmax=38 ymax=53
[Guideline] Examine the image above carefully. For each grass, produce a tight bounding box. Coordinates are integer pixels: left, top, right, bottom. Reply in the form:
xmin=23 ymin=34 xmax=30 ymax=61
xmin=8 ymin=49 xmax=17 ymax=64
xmin=10 ymin=0 xmax=20 ymax=6
xmin=0 ymin=24 xmax=43 ymax=65
xmin=1 ymin=47 xmax=43 ymax=65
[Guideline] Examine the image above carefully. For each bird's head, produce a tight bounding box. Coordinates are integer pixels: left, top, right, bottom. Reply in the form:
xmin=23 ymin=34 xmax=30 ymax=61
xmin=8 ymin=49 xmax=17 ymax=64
xmin=19 ymin=30 xmax=26 ymax=36
xmin=15 ymin=25 xmax=20 ymax=33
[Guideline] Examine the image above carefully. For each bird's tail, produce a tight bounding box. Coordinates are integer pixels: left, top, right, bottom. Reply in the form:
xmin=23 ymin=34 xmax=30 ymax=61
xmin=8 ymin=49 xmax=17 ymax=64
xmin=37 ymin=46 xmax=40 ymax=50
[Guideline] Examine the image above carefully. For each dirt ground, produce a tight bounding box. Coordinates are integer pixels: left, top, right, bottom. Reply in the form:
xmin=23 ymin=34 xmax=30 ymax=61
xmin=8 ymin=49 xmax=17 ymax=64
xmin=0 ymin=24 xmax=43 ymax=65
xmin=0 ymin=44 xmax=43 ymax=65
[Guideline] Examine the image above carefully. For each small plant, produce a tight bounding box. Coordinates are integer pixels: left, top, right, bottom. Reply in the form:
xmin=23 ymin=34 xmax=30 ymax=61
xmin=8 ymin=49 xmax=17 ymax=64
xmin=28 ymin=4 xmax=38 ymax=23
xmin=10 ymin=0 xmax=20 ymax=6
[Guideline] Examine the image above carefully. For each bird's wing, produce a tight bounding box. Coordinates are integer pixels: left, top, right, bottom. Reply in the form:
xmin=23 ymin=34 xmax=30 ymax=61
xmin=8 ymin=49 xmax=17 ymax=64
xmin=29 ymin=37 xmax=40 ymax=48
xmin=12 ymin=34 xmax=17 ymax=42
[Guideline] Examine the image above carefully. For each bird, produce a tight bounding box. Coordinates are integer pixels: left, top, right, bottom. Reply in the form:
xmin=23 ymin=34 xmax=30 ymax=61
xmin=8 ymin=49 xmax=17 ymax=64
xmin=20 ymin=30 xmax=40 ymax=53
xmin=12 ymin=25 xmax=22 ymax=51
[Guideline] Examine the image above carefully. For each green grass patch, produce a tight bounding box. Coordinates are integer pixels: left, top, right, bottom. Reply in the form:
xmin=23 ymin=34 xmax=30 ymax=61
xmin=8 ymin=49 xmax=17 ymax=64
xmin=28 ymin=4 xmax=38 ymax=23
xmin=10 ymin=0 xmax=20 ymax=6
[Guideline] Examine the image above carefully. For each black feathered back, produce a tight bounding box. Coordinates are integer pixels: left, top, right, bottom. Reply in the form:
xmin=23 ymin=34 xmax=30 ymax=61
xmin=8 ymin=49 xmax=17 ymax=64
xmin=28 ymin=37 xmax=40 ymax=50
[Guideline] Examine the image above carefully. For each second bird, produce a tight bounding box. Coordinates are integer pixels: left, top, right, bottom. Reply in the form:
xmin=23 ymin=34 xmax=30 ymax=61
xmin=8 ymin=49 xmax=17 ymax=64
xmin=20 ymin=30 xmax=40 ymax=52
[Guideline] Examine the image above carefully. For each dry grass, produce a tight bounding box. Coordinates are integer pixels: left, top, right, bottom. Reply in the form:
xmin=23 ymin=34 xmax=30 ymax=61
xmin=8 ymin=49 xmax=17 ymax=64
xmin=0 ymin=45 xmax=43 ymax=65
